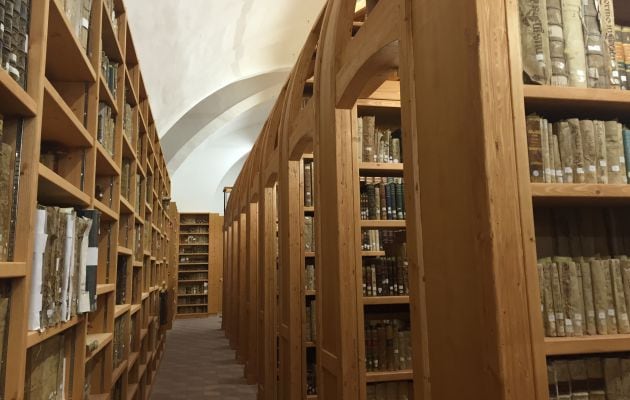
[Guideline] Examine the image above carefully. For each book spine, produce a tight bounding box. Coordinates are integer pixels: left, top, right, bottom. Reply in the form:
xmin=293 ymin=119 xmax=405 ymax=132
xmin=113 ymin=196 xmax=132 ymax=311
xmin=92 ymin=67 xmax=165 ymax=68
xmin=552 ymin=133 xmax=564 ymax=183
xmin=580 ymin=261 xmax=597 ymax=335
xmin=583 ymin=0 xmax=610 ymax=88
xmin=520 ymin=0 xmax=551 ymax=84
xmin=546 ymin=0 xmax=569 ymax=86
xmin=568 ymin=119 xmax=586 ymax=183
xmin=580 ymin=120 xmax=597 ymax=183
xmin=610 ymin=259 xmax=630 ymax=333
xmin=0 ymin=138 xmax=11 ymax=262
xmin=599 ymin=0 xmax=620 ymax=88
xmin=606 ymin=121 xmax=625 ymax=184
xmin=615 ymin=25 xmax=628 ymax=89
xmin=304 ymin=161 xmax=313 ymax=207
xmin=551 ymin=262 xmax=567 ymax=336
xmin=595 ymin=120 xmax=609 ymax=184
xmin=557 ymin=121 xmax=575 ymax=183
xmin=561 ymin=0 xmax=588 ymax=87
xmin=527 ymin=115 xmax=545 ymax=182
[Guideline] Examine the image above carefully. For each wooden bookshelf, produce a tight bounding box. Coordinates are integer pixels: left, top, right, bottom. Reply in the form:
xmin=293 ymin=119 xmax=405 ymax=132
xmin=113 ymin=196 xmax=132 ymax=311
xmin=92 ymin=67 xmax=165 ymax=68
xmin=0 ymin=0 xmax=177 ymax=398
xmin=302 ymin=156 xmax=317 ymax=398
xmin=176 ymin=212 xmax=223 ymax=317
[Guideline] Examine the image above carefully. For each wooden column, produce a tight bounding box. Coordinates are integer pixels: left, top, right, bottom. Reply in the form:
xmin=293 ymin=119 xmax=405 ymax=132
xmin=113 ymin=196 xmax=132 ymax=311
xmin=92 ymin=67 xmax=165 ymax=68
xmin=238 ymin=212 xmax=249 ymax=365
xmin=246 ymin=202 xmax=259 ymax=384
xmin=258 ymin=185 xmax=278 ymax=400
xmin=230 ymin=219 xmax=239 ymax=351
xmin=277 ymin=160 xmax=303 ymax=400
xmin=209 ymin=214 xmax=223 ymax=314
xmin=399 ymin=0 xmax=538 ymax=398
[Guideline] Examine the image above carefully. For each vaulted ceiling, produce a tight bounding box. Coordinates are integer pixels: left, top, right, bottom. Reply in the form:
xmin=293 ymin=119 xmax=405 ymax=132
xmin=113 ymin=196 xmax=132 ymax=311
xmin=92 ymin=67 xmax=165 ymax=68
xmin=125 ymin=0 xmax=326 ymax=213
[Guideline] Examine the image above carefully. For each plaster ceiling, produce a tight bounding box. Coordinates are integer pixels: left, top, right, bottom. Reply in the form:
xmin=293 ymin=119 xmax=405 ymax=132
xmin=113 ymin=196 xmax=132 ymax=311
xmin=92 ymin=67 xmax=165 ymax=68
xmin=125 ymin=0 xmax=326 ymax=213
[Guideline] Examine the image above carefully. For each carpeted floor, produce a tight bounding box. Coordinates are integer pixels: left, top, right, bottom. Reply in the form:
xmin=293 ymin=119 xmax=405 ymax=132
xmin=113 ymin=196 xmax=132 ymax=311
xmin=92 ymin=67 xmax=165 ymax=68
xmin=151 ymin=316 xmax=257 ymax=399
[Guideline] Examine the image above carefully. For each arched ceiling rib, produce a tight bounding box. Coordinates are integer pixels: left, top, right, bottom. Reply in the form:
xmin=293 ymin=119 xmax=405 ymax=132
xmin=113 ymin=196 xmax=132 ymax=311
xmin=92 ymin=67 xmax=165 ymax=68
xmin=125 ymin=0 xmax=326 ymax=212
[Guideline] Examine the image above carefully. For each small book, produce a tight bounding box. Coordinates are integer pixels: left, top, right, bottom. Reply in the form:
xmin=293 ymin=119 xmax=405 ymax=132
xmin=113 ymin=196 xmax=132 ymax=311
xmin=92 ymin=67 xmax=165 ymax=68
xmin=527 ymin=115 xmax=545 ymax=182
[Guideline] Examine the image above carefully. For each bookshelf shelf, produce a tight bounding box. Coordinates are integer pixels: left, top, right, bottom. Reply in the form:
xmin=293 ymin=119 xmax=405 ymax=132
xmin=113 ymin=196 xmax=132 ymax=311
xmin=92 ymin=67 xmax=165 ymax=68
xmin=101 ymin=5 xmax=123 ymax=62
xmin=98 ymin=75 xmax=118 ymax=113
xmin=0 ymin=70 xmax=37 ymax=116
xmin=0 ymin=262 xmax=27 ymax=278
xmin=46 ymin=0 xmax=96 ymax=82
xmin=365 ymin=370 xmax=413 ymax=383
xmin=38 ymin=163 xmax=91 ymax=206
xmin=42 ymin=80 xmax=93 ymax=147
xmin=117 ymin=246 xmax=133 ymax=256
xmin=544 ymin=335 xmax=630 ymax=356
xmin=129 ymin=352 xmax=140 ymax=368
xmin=523 ymin=84 xmax=630 ymax=114
xmin=94 ymin=199 xmax=118 ymax=222
xmin=305 ymin=290 xmax=316 ymax=296
xmin=361 ymin=251 xmax=386 ymax=257
xmin=358 ymin=162 xmax=404 ymax=176
xmin=27 ymin=316 xmax=82 ymax=348
xmin=111 ymin=360 xmax=128 ymax=385
xmin=359 ymin=220 xmax=406 ymax=229
xmin=177 ymin=293 xmax=208 ymax=297
xmin=97 ymin=283 xmax=116 ymax=295
xmin=88 ymin=394 xmax=110 ymax=400
xmin=85 ymin=333 xmax=113 ymax=363
xmin=531 ymin=183 xmax=630 ymax=202
xmin=114 ymin=304 xmax=130 ymax=318
xmin=95 ymin=143 xmax=120 ymax=176
xmin=363 ymin=296 xmax=410 ymax=305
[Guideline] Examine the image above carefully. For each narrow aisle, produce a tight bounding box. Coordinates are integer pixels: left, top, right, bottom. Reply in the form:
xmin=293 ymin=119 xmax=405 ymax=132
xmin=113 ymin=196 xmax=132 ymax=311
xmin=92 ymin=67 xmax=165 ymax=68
xmin=152 ymin=316 xmax=256 ymax=399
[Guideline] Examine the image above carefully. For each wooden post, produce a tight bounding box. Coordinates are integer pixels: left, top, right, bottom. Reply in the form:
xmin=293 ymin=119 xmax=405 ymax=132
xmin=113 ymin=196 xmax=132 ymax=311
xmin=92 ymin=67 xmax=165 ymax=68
xmin=239 ymin=212 xmax=249 ymax=365
xmin=399 ymin=0 xmax=538 ymax=398
xmin=246 ymin=202 xmax=259 ymax=384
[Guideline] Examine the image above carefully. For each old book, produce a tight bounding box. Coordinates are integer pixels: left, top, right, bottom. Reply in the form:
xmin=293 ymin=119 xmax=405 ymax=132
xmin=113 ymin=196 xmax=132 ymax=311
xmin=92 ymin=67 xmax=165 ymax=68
xmin=568 ymin=119 xmax=586 ymax=183
xmin=623 ymin=128 xmax=630 ymax=183
xmin=527 ymin=115 xmax=544 ymax=182
xmin=552 ymin=134 xmax=564 ymax=183
xmin=77 ymin=209 xmax=100 ymax=313
xmin=304 ymin=160 xmax=313 ymax=207
xmin=606 ymin=121 xmax=625 ymax=184
xmin=519 ymin=0 xmax=551 ymax=84
xmin=116 ymin=255 xmax=127 ymax=305
xmin=561 ymin=0 xmax=588 ymax=87
xmin=591 ymin=259 xmax=609 ymax=334
xmin=604 ymin=357 xmax=623 ymax=400
xmin=304 ymin=216 xmax=314 ymax=252
xmin=623 ymin=27 xmax=630 ymax=87
xmin=595 ymin=121 xmax=609 ymax=184
xmin=556 ymin=121 xmax=574 ymax=183
xmin=615 ymin=26 xmax=628 ymax=89
xmin=600 ymin=0 xmax=620 ymax=88
xmin=546 ymin=0 xmax=569 ymax=86
xmin=580 ymin=120 xmax=597 ymax=183
xmin=587 ymin=357 xmax=607 ymax=396
xmin=548 ymin=123 xmax=557 ymax=183
xmin=569 ymin=359 xmax=589 ymax=394
xmin=25 ymin=335 xmax=65 ymax=400
xmin=559 ymin=258 xmax=582 ymax=335
xmin=357 ymin=117 xmax=363 ymax=163
xmin=602 ymin=259 xmax=619 ymax=334
xmin=0 ymin=138 xmax=12 ymax=262
xmin=580 ymin=261 xmax=597 ymax=335
xmin=548 ymin=363 xmax=558 ymax=399
xmin=59 ymin=209 xmax=75 ymax=322
xmin=610 ymin=259 xmax=630 ymax=333
xmin=542 ymin=120 xmax=552 ymax=182
xmin=550 ymin=261 xmax=566 ymax=336
xmin=363 ymin=116 xmax=376 ymax=162
xmin=583 ymin=0 xmax=610 ymax=88
xmin=554 ymin=360 xmax=572 ymax=397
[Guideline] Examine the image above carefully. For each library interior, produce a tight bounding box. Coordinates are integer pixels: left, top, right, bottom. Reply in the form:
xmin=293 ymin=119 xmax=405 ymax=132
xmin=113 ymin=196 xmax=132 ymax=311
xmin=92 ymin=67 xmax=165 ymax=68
xmin=1 ymin=0 xmax=630 ymax=399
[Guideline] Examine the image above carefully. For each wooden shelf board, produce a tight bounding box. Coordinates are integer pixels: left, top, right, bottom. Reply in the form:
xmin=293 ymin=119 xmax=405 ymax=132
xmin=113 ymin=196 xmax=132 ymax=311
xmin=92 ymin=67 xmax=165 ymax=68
xmin=531 ymin=183 xmax=630 ymax=202
xmin=134 ymin=213 xmax=145 ymax=225
xmin=178 ymin=262 xmax=209 ymax=266
xmin=304 ymin=206 xmax=315 ymax=213
xmin=120 ymin=196 xmax=134 ymax=214
xmin=129 ymin=351 xmax=140 ymax=368
xmin=356 ymin=98 xmax=401 ymax=108
xmin=114 ymin=304 xmax=131 ymax=318
xmin=0 ymin=262 xmax=27 ymax=278
xmin=131 ymin=304 xmax=142 ymax=315
xmin=111 ymin=360 xmax=128 ymax=385
xmin=85 ymin=332 xmax=113 ymax=363
xmin=363 ymin=296 xmax=410 ymax=305
xmin=305 ymin=341 xmax=316 ymax=348
xmin=117 ymin=246 xmax=133 ymax=256
xmin=46 ymin=0 xmax=96 ymax=82
xmin=94 ymin=199 xmax=118 ymax=222
xmin=97 ymin=283 xmax=115 ymax=295
xmin=359 ymin=162 xmax=404 ymax=176
xmin=365 ymin=370 xmax=413 ymax=383
xmin=88 ymin=394 xmax=110 ymax=400
xmin=101 ymin=4 xmax=124 ymax=62
xmin=360 ymin=220 xmax=406 ymax=228
xmin=178 ymin=270 xmax=208 ymax=274
xmin=142 ymin=292 xmax=149 ymax=300
xmin=0 ymin=70 xmax=37 ymax=116
xmin=179 ymin=243 xmax=209 ymax=246
xmin=178 ymin=303 xmax=209 ymax=307
xmin=138 ymin=362 xmax=148 ymax=378
xmin=140 ymin=328 xmax=148 ymax=340
xmin=523 ymin=85 xmax=630 ymax=116
xmin=38 ymin=163 xmax=91 ymax=207
xmin=545 ymin=335 xmax=630 ymax=356
xmin=127 ymin=383 xmax=139 ymax=400
xmin=27 ymin=316 xmax=82 ymax=348
xmin=178 ymin=279 xmax=208 ymax=283
xmin=95 ymin=142 xmax=120 ymax=176
xmin=98 ymin=75 xmax=118 ymax=114
xmin=121 ymin=133 xmax=135 ymax=160
xmin=42 ymin=80 xmax=93 ymax=147
xmin=305 ymin=252 xmax=315 ymax=257
xmin=133 ymin=261 xmax=143 ymax=268
xmin=177 ymin=253 xmax=208 ymax=256
xmin=361 ymin=251 xmax=386 ymax=257
xmin=175 ymin=312 xmax=208 ymax=319
xmin=305 ymin=290 xmax=316 ymax=296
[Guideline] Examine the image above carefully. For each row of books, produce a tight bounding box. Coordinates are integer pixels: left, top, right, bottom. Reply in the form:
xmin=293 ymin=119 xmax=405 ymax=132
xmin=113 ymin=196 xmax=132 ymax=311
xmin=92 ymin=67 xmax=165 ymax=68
xmin=305 ymin=299 xmax=317 ymax=342
xmin=361 ymin=229 xmax=402 ymax=252
xmin=97 ymin=103 xmax=116 ymax=156
xmin=362 ymin=256 xmax=409 ymax=297
xmin=304 ymin=216 xmax=315 ymax=252
xmin=179 ymin=255 xmax=208 ymax=263
xmin=178 ymin=272 xmax=206 ymax=281
xmin=538 ymin=256 xmax=630 ymax=337
xmin=180 ymin=245 xmax=208 ymax=254
xmin=367 ymin=382 xmax=410 ymax=400
xmin=58 ymin=0 xmax=92 ymax=52
xmin=360 ymin=178 xmax=405 ymax=220
xmin=180 ymin=227 xmax=208 ymax=234
xmin=177 ymin=305 xmax=207 ymax=313
xmin=182 ymin=235 xmax=208 ymax=244
xmin=0 ymin=0 xmax=28 ymax=87
xmin=178 ymin=265 xmax=208 ymax=273
xmin=101 ymin=52 xmax=119 ymax=98
xmin=526 ymin=115 xmax=630 ymax=184
xmin=28 ymin=207 xmax=100 ymax=331
xmin=177 ymin=283 xmax=207 ymax=295
xmin=113 ymin=316 xmax=126 ymax=368
xmin=358 ymin=115 xmax=402 ymax=164
xmin=305 ymin=263 xmax=315 ymax=291
xmin=365 ymin=319 xmax=412 ymax=372
xmin=519 ymin=0 xmax=622 ymax=89
xmin=304 ymin=159 xmax=315 ymax=207
xmin=548 ymin=355 xmax=630 ymax=399
xmin=181 ymin=216 xmax=209 ymax=225
xmin=178 ymin=297 xmax=207 ymax=305
xmin=0 ymin=115 xmax=12 ymax=261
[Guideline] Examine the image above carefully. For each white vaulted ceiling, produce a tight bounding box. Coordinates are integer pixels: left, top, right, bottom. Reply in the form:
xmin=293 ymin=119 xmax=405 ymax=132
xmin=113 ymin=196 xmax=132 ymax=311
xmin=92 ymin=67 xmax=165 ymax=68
xmin=125 ymin=0 xmax=326 ymax=213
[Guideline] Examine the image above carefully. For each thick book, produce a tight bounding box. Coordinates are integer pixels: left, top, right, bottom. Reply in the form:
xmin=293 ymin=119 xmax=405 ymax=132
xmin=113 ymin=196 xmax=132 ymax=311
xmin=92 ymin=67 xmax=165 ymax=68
xmin=116 ymin=255 xmax=127 ymax=305
xmin=579 ymin=120 xmax=597 ymax=183
xmin=623 ymin=27 xmax=630 ymax=87
xmin=527 ymin=115 xmax=545 ymax=182
xmin=0 ymin=137 xmax=12 ymax=262
xmin=610 ymin=259 xmax=630 ymax=333
xmin=602 ymin=260 xmax=619 ymax=334
xmin=550 ymin=261 xmax=566 ymax=336
xmin=304 ymin=160 xmax=313 ymax=207
xmin=519 ymin=0 xmax=551 ymax=84
xmin=552 ymin=134 xmax=564 ymax=183
xmin=591 ymin=259 xmax=609 ymax=334
xmin=580 ymin=261 xmax=597 ymax=335
xmin=541 ymin=261 xmax=557 ymax=336
xmin=605 ymin=121 xmax=625 ymax=184
xmin=595 ymin=121 xmax=609 ymax=184
xmin=600 ymin=0 xmax=620 ymax=88
xmin=586 ymin=357 xmax=606 ymax=396
xmin=556 ymin=121 xmax=574 ymax=183
xmin=561 ymin=0 xmax=588 ymax=87
xmin=583 ymin=0 xmax=610 ymax=88
xmin=615 ymin=26 xmax=628 ymax=89
xmin=546 ymin=0 xmax=569 ymax=86
xmin=568 ymin=119 xmax=586 ymax=183
xmin=362 ymin=116 xmax=376 ymax=162
xmin=77 ymin=209 xmax=100 ymax=313
xmin=25 ymin=334 xmax=65 ymax=400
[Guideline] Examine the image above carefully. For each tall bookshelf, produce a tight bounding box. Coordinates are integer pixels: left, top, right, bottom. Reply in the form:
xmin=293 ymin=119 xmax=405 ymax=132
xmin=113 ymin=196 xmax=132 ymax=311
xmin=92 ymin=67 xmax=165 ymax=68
xmin=177 ymin=212 xmax=223 ymax=318
xmin=0 ymin=0 xmax=176 ymax=398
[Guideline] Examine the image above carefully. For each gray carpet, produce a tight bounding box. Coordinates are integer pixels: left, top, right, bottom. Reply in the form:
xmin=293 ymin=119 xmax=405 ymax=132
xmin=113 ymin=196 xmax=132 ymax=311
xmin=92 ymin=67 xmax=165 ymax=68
xmin=151 ymin=316 xmax=257 ymax=399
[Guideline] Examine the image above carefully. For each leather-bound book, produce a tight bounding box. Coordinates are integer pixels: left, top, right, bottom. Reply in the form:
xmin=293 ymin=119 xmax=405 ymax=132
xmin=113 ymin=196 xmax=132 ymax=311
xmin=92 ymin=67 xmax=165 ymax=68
xmin=562 ymin=0 xmax=588 ymax=87
xmin=362 ymin=116 xmax=376 ymax=162
xmin=580 ymin=261 xmax=597 ymax=335
xmin=552 ymin=133 xmax=564 ymax=183
xmin=304 ymin=160 xmax=313 ymax=207
xmin=591 ymin=259 xmax=609 ymax=334
xmin=546 ymin=0 xmax=569 ymax=86
xmin=541 ymin=260 xmax=558 ymax=336
xmin=551 ymin=261 xmax=567 ymax=336
xmin=606 ymin=121 xmax=625 ymax=184
xmin=580 ymin=120 xmax=597 ymax=183
xmin=527 ymin=115 xmax=545 ymax=182
xmin=583 ymin=0 xmax=610 ymax=88
xmin=519 ymin=0 xmax=551 ymax=84
xmin=615 ymin=26 xmax=628 ymax=89
xmin=600 ymin=0 xmax=620 ymax=88
xmin=556 ymin=121 xmax=574 ymax=183
xmin=595 ymin=121 xmax=609 ymax=184
xmin=568 ymin=119 xmax=586 ymax=183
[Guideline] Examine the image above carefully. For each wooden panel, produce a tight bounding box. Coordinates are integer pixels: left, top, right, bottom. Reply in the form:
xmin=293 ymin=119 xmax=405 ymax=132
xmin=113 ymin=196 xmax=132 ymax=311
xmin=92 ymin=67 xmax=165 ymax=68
xmin=246 ymin=203 xmax=259 ymax=384
xmin=545 ymin=336 xmax=630 ymax=356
